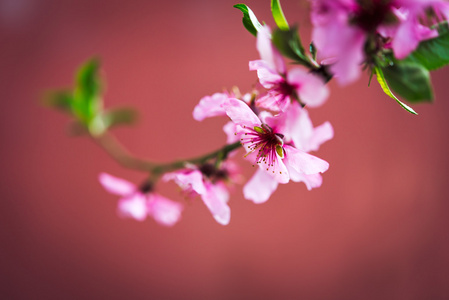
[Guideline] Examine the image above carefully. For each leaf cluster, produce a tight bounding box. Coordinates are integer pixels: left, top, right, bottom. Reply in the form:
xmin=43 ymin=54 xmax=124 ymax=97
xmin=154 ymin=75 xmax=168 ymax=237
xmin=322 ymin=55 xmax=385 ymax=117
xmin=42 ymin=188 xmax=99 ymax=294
xmin=43 ymin=59 xmax=137 ymax=135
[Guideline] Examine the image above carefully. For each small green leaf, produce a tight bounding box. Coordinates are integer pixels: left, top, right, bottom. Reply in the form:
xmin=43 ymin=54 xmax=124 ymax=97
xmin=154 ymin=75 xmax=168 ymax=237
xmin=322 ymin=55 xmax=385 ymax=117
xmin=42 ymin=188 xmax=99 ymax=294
xmin=383 ymin=61 xmax=433 ymax=103
xmin=72 ymin=58 xmax=103 ymax=122
xmin=271 ymin=27 xmax=310 ymax=67
xmin=374 ymin=66 xmax=418 ymax=115
xmin=404 ymin=24 xmax=449 ymax=71
xmin=271 ymin=0 xmax=289 ymax=31
xmin=102 ymin=108 xmax=138 ymax=129
xmin=43 ymin=90 xmax=73 ymax=113
xmin=234 ymin=4 xmax=263 ymax=37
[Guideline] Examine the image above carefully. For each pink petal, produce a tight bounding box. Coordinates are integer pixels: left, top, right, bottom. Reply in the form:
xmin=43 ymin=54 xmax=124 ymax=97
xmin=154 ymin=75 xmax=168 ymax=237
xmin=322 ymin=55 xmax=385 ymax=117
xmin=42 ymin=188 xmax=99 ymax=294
xmin=392 ymin=17 xmax=421 ymax=59
xmin=256 ymin=92 xmax=291 ymax=112
xmin=243 ymin=168 xmax=279 ymax=204
xmin=256 ymin=25 xmax=286 ymax=74
xmin=281 ymin=105 xmax=333 ymax=152
xmin=201 ymin=183 xmax=231 ymax=225
xmin=287 ymin=68 xmax=329 ymax=107
xmin=223 ymin=121 xmax=240 ymax=144
xmin=163 ymin=169 xmax=206 ymax=196
xmin=117 ymin=194 xmax=147 ymax=221
xmin=284 ymin=145 xmax=329 ymax=175
xmin=147 ymin=193 xmax=183 ymax=226
xmin=222 ymin=98 xmax=261 ymax=129
xmin=193 ymin=93 xmax=228 ymax=121
xmin=290 ymin=172 xmax=323 ymax=191
xmin=309 ymin=121 xmax=334 ymax=152
xmin=249 ymin=60 xmax=284 ymax=89
xmin=329 ymin=28 xmax=365 ymax=85
xmin=99 ymin=172 xmax=136 ymax=196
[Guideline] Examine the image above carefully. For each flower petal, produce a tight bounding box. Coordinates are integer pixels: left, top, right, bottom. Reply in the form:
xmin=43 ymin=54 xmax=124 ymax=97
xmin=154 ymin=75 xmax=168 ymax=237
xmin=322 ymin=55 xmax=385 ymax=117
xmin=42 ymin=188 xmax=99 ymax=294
xmin=222 ymin=98 xmax=261 ymax=129
xmin=288 ymin=68 xmax=329 ymax=107
xmin=243 ymin=168 xmax=279 ymax=204
xmin=284 ymin=145 xmax=329 ymax=175
xmin=163 ymin=169 xmax=206 ymax=196
xmin=256 ymin=25 xmax=286 ymax=74
xmin=223 ymin=121 xmax=240 ymax=144
xmin=309 ymin=121 xmax=334 ymax=152
xmin=249 ymin=60 xmax=284 ymax=89
xmin=147 ymin=193 xmax=183 ymax=226
xmin=117 ymin=193 xmax=147 ymax=221
xmin=99 ymin=172 xmax=136 ymax=196
xmin=201 ymin=183 xmax=231 ymax=225
xmin=193 ymin=93 xmax=228 ymax=121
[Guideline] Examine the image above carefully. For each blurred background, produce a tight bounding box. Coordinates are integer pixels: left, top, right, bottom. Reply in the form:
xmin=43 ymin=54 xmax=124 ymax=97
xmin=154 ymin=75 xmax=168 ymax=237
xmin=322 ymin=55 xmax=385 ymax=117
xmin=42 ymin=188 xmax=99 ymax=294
xmin=1 ymin=0 xmax=449 ymax=299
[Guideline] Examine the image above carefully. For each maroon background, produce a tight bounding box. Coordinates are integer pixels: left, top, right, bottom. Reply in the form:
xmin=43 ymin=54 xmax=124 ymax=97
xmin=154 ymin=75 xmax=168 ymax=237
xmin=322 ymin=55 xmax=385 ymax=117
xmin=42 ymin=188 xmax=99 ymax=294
xmin=1 ymin=0 xmax=449 ymax=299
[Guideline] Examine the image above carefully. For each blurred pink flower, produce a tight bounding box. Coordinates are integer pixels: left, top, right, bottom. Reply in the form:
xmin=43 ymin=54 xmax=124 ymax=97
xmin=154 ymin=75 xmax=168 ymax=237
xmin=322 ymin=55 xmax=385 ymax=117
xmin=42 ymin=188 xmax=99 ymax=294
xmin=250 ymin=25 xmax=329 ymax=110
xmin=98 ymin=173 xmax=183 ymax=226
xmin=163 ymin=162 xmax=240 ymax=225
xmin=311 ymin=0 xmax=447 ymax=84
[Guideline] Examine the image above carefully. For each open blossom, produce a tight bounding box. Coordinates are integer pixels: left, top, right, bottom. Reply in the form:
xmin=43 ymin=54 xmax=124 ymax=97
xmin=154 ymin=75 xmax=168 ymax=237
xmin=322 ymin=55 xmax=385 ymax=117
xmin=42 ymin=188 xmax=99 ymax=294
xmin=98 ymin=173 xmax=183 ymax=226
xmin=241 ymin=102 xmax=334 ymax=203
xmin=163 ymin=162 xmax=240 ymax=225
xmin=311 ymin=0 xmax=447 ymax=85
xmin=222 ymin=98 xmax=329 ymax=188
xmin=250 ymin=25 xmax=329 ymax=111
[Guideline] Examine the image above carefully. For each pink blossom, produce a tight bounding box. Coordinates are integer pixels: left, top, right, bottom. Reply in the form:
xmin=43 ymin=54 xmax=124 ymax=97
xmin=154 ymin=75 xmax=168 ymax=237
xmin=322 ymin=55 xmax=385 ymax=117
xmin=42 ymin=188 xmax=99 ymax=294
xmin=250 ymin=25 xmax=329 ymax=110
xmin=310 ymin=0 xmax=447 ymax=84
xmin=222 ymin=98 xmax=329 ymax=190
xmin=163 ymin=162 xmax=240 ymax=225
xmin=98 ymin=173 xmax=183 ymax=226
xmin=240 ymin=102 xmax=333 ymax=203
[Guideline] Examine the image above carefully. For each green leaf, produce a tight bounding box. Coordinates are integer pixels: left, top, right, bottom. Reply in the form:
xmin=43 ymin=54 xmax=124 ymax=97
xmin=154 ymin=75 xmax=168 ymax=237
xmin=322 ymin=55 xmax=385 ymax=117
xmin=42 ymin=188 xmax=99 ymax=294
xmin=374 ymin=66 xmax=418 ymax=115
xmin=382 ymin=61 xmax=433 ymax=103
xmin=404 ymin=25 xmax=449 ymax=71
xmin=271 ymin=0 xmax=289 ymax=31
xmin=72 ymin=58 xmax=103 ymax=122
xmin=271 ymin=27 xmax=310 ymax=67
xmin=102 ymin=108 xmax=138 ymax=129
xmin=234 ymin=4 xmax=263 ymax=37
xmin=42 ymin=90 xmax=73 ymax=113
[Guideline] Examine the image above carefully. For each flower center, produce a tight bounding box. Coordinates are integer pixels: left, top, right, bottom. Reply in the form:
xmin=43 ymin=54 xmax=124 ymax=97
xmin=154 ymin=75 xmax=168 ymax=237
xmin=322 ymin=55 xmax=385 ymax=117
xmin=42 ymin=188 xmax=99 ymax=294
xmin=351 ymin=0 xmax=396 ymax=32
xmin=199 ymin=163 xmax=228 ymax=182
xmin=240 ymin=123 xmax=285 ymax=174
xmin=139 ymin=181 xmax=153 ymax=193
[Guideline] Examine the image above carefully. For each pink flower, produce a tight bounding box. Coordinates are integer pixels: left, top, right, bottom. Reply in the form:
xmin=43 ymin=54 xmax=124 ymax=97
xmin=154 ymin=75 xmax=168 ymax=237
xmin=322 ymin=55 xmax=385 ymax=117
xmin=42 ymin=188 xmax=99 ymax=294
xmin=240 ymin=102 xmax=333 ymax=203
xmin=250 ymin=25 xmax=329 ymax=110
xmin=163 ymin=162 xmax=240 ymax=225
xmin=98 ymin=173 xmax=183 ymax=226
xmin=310 ymin=0 xmax=447 ymax=84
xmin=311 ymin=0 xmax=370 ymax=85
xmin=222 ymin=98 xmax=329 ymax=188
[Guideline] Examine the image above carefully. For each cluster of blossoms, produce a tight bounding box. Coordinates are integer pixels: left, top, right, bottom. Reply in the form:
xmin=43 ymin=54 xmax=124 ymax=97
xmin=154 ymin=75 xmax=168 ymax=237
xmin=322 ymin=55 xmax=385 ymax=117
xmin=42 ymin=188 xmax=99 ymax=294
xmin=312 ymin=0 xmax=449 ymax=84
xmin=47 ymin=0 xmax=449 ymax=227
xmin=101 ymin=21 xmax=333 ymax=226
